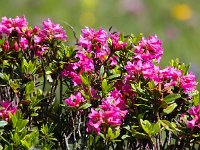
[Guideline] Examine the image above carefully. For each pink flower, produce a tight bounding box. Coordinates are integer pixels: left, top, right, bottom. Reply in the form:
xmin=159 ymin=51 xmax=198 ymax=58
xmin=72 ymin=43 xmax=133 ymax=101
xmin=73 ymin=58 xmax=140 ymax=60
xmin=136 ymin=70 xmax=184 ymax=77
xmin=34 ymin=18 xmax=67 ymax=43
xmin=0 ymin=16 xmax=28 ymax=36
xmin=73 ymin=52 xmax=94 ymax=72
xmin=125 ymin=60 xmax=159 ymax=82
xmin=134 ymin=35 xmax=163 ymax=63
xmin=87 ymin=90 xmax=128 ymax=134
xmin=61 ymin=64 xmax=82 ymax=86
xmin=159 ymin=66 xmax=182 ymax=88
xmin=99 ymin=91 xmax=128 ymax=126
xmin=0 ymin=101 xmax=17 ymax=121
xmin=64 ymin=92 xmax=84 ymax=108
xmin=186 ymin=105 xmax=200 ymax=129
xmin=79 ymin=27 xmax=110 ymax=62
xmin=103 ymin=110 xmax=122 ymax=126
xmin=79 ymin=27 xmax=107 ymax=51
xmin=109 ymin=32 xmax=127 ymax=50
xmin=180 ymin=72 xmax=197 ymax=94
xmin=70 ymin=72 xmax=82 ymax=86
xmin=19 ymin=37 xmax=29 ymax=50
xmin=1 ymin=40 xmax=10 ymax=51
xmin=86 ymin=108 xmax=103 ymax=134
xmin=89 ymin=87 xmax=99 ymax=99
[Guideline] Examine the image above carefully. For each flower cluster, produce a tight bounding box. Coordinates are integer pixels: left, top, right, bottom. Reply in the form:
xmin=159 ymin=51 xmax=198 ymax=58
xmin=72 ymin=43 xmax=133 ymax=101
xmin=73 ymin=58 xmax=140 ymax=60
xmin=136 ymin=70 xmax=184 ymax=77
xmin=0 ymin=16 xmax=199 ymax=149
xmin=87 ymin=89 xmax=128 ymax=135
xmin=124 ymin=35 xmax=197 ymax=96
xmin=62 ymin=27 xmax=127 ymax=86
xmin=34 ymin=18 xmax=67 ymax=44
xmin=64 ymin=92 xmax=84 ymax=108
xmin=0 ymin=101 xmax=17 ymax=121
xmin=0 ymin=16 xmax=67 ymax=56
xmin=186 ymin=105 xmax=200 ymax=129
xmin=134 ymin=35 xmax=163 ymax=63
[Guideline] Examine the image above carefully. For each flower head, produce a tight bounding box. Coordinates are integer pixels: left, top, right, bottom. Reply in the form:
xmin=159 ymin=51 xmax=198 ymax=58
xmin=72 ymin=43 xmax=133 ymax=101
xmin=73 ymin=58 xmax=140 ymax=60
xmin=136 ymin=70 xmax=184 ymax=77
xmin=0 ymin=101 xmax=17 ymax=121
xmin=0 ymin=16 xmax=28 ymax=37
xmin=134 ymin=35 xmax=163 ymax=63
xmin=180 ymin=72 xmax=197 ymax=94
xmin=34 ymin=18 xmax=67 ymax=43
xmin=86 ymin=108 xmax=103 ymax=135
xmin=79 ymin=27 xmax=109 ymax=62
xmin=64 ymin=92 xmax=84 ymax=108
xmin=186 ymin=105 xmax=200 ymax=129
xmin=109 ymin=32 xmax=127 ymax=50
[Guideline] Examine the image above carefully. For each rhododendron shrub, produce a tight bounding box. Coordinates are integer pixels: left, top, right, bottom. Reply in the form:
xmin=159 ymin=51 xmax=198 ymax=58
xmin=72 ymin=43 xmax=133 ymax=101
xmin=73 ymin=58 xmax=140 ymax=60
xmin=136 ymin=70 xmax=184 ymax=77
xmin=0 ymin=16 xmax=199 ymax=149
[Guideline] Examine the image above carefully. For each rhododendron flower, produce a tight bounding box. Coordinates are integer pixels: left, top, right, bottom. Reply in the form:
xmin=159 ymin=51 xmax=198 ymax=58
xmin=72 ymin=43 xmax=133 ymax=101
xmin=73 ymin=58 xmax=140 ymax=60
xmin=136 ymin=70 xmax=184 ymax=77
xmin=79 ymin=27 xmax=110 ymax=62
xmin=61 ymin=65 xmax=82 ymax=86
xmin=103 ymin=110 xmax=122 ymax=126
xmin=159 ymin=66 xmax=182 ymax=88
xmin=134 ymin=35 xmax=163 ymax=63
xmin=86 ymin=108 xmax=103 ymax=134
xmin=0 ymin=101 xmax=17 ymax=121
xmin=180 ymin=72 xmax=197 ymax=94
xmin=0 ymin=16 xmax=28 ymax=36
xmin=1 ymin=40 xmax=10 ymax=51
xmin=109 ymin=32 xmax=127 ymax=50
xmin=34 ymin=18 xmax=67 ymax=43
xmin=64 ymin=92 xmax=84 ymax=108
xmin=89 ymin=87 xmax=99 ymax=99
xmin=79 ymin=27 xmax=108 ymax=52
xmin=73 ymin=52 xmax=94 ymax=72
xmin=186 ymin=105 xmax=200 ymax=129
xmin=125 ymin=60 xmax=159 ymax=82
xmin=19 ymin=37 xmax=29 ymax=50
xmin=70 ymin=72 xmax=82 ymax=86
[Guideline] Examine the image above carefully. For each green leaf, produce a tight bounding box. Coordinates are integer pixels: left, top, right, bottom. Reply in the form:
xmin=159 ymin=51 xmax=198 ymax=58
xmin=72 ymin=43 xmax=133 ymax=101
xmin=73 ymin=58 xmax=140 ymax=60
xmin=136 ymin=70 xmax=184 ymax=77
xmin=78 ymin=103 xmax=91 ymax=110
xmin=99 ymin=133 xmax=105 ymax=140
xmin=25 ymin=81 xmax=35 ymax=94
xmin=106 ymin=127 xmax=120 ymax=140
xmin=193 ymin=90 xmax=199 ymax=106
xmin=107 ymin=74 xmax=120 ymax=80
xmin=80 ymin=73 xmax=90 ymax=86
xmin=140 ymin=119 xmax=160 ymax=136
xmin=102 ymin=79 xmax=107 ymax=93
xmin=0 ymin=73 xmax=3 ymax=79
xmin=121 ymin=135 xmax=130 ymax=140
xmin=148 ymin=80 xmax=155 ymax=89
xmin=163 ymin=103 xmax=177 ymax=114
xmin=31 ymin=113 xmax=38 ymax=117
xmin=0 ymin=121 xmax=8 ymax=127
xmin=100 ymin=65 xmax=104 ymax=77
xmin=47 ymin=74 xmax=53 ymax=83
xmin=164 ymin=94 xmax=181 ymax=104
xmin=159 ymin=120 xmax=176 ymax=132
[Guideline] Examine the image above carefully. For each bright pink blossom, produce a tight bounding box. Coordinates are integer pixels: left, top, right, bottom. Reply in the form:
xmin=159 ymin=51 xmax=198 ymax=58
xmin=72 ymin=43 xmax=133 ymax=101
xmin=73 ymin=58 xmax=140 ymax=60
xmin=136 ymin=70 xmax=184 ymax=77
xmin=186 ymin=105 xmax=200 ymax=129
xmin=134 ymin=35 xmax=163 ymax=63
xmin=0 ymin=16 xmax=28 ymax=36
xmin=19 ymin=37 xmax=29 ymax=50
xmin=109 ymin=32 xmax=127 ymax=50
xmin=125 ymin=60 xmax=159 ymax=82
xmin=159 ymin=66 xmax=182 ymax=88
xmin=34 ymin=18 xmax=67 ymax=43
xmin=64 ymin=92 xmax=84 ymax=108
xmin=79 ymin=27 xmax=110 ymax=62
xmin=73 ymin=52 xmax=94 ymax=72
xmin=1 ymin=40 xmax=10 ymax=51
xmin=86 ymin=108 xmax=103 ymax=135
xmin=0 ymin=101 xmax=17 ymax=121
xmin=180 ymin=72 xmax=197 ymax=94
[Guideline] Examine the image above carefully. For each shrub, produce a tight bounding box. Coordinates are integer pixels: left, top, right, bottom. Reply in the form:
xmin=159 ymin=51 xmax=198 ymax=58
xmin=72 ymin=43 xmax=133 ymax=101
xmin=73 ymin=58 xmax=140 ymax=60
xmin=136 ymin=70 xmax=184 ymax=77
xmin=0 ymin=16 xmax=199 ymax=150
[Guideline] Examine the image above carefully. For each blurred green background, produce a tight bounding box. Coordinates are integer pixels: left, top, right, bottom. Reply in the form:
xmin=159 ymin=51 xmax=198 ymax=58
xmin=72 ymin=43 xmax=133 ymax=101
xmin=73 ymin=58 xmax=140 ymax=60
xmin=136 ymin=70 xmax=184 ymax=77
xmin=1 ymin=0 xmax=200 ymax=78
